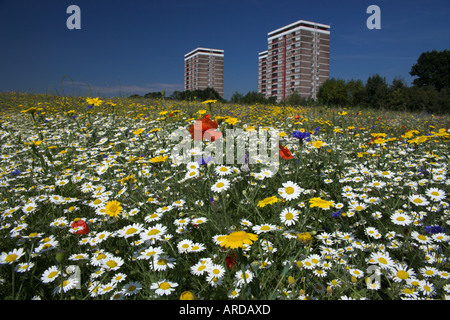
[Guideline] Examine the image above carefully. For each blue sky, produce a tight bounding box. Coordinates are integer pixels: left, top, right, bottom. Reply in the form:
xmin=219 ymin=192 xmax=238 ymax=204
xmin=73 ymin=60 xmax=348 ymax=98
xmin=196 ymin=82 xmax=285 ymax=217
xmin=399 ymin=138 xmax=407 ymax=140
xmin=0 ymin=0 xmax=449 ymax=99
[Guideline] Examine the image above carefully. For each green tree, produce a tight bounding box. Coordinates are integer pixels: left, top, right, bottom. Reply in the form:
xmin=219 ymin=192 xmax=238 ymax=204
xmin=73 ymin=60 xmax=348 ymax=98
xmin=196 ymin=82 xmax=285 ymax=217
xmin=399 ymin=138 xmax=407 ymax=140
xmin=365 ymin=74 xmax=389 ymax=109
xmin=410 ymin=49 xmax=450 ymax=91
xmin=230 ymin=91 xmax=244 ymax=103
xmin=406 ymin=86 xmax=440 ymax=112
xmin=283 ymin=91 xmax=308 ymax=106
xmin=317 ymin=78 xmax=348 ymax=107
xmin=387 ymin=77 xmax=409 ymax=111
xmin=345 ymin=79 xmax=366 ymax=107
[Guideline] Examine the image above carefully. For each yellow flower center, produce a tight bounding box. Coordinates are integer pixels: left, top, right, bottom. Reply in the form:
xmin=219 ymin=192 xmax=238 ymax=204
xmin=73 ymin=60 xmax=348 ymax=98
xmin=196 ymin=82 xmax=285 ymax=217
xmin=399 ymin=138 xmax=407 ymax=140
xmin=157 ymin=259 xmax=167 ymax=265
xmin=216 ymin=182 xmax=224 ymax=188
xmin=402 ymin=288 xmax=414 ymax=294
xmin=48 ymin=271 xmax=59 ymax=278
xmin=106 ymin=260 xmax=117 ymax=268
xmin=159 ymin=282 xmax=171 ymax=290
xmin=417 ymin=234 xmax=427 ymax=241
xmin=96 ymin=253 xmax=107 ymax=260
xmin=285 ymin=212 xmax=294 ymax=220
xmin=147 ymin=229 xmax=160 ymax=236
xmin=125 ymin=228 xmax=137 ymax=235
xmin=396 ymin=271 xmax=409 ymax=279
xmin=285 ymin=186 xmax=295 ymax=194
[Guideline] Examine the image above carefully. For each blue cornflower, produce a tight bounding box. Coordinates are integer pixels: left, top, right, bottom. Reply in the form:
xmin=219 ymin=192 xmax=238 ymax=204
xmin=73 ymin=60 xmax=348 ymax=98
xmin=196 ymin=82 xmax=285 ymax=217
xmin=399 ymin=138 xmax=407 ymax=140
xmin=293 ymin=130 xmax=310 ymax=139
xmin=425 ymin=225 xmax=446 ymax=234
xmin=9 ymin=169 xmax=22 ymax=177
xmin=197 ymin=156 xmax=213 ymax=165
xmin=331 ymin=209 xmax=343 ymax=218
xmin=314 ymin=127 xmax=320 ymax=135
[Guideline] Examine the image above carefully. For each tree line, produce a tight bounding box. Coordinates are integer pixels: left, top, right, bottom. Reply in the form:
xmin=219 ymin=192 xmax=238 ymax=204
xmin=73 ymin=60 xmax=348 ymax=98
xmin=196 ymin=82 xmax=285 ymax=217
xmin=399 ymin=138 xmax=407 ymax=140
xmin=312 ymin=49 xmax=449 ymax=113
xmin=130 ymin=50 xmax=449 ymax=113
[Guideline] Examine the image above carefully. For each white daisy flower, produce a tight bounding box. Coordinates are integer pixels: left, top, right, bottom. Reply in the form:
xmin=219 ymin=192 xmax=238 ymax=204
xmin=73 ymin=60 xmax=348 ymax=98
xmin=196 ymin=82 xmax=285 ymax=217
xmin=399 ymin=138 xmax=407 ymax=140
xmin=278 ymin=181 xmax=303 ymax=201
xmin=211 ymin=178 xmax=230 ymax=193
xmin=280 ymin=207 xmax=299 ymax=226
xmin=150 ymin=279 xmax=178 ymax=296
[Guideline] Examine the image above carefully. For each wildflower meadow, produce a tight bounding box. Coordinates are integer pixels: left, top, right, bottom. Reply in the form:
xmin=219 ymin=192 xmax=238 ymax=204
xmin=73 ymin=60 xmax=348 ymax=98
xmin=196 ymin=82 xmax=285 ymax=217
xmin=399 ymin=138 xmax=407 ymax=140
xmin=0 ymin=92 xmax=449 ymax=300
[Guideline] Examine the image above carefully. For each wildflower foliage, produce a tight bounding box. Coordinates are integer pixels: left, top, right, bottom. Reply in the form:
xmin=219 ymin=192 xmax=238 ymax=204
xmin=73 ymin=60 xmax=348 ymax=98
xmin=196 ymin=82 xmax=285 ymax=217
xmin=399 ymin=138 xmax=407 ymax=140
xmin=0 ymin=92 xmax=449 ymax=300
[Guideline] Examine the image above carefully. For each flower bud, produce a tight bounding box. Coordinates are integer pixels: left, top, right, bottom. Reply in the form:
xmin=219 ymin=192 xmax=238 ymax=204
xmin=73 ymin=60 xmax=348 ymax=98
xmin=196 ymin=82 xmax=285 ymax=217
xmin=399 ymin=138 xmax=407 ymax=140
xmin=55 ymin=250 xmax=65 ymax=263
xmin=180 ymin=291 xmax=195 ymax=300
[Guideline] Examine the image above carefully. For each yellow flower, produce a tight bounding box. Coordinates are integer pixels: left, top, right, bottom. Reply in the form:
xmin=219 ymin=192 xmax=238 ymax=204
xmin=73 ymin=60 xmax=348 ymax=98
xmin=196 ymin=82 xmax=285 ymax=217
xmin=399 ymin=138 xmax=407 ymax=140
xmin=257 ymin=196 xmax=280 ymax=208
xmin=373 ymin=137 xmax=386 ymax=144
xmin=312 ymin=140 xmax=325 ymax=149
xmin=297 ymin=232 xmax=312 ymax=243
xmin=26 ymin=140 xmax=42 ymax=147
xmin=201 ymin=100 xmax=217 ymax=104
xmin=150 ymin=128 xmax=161 ymax=133
xmin=86 ymin=97 xmax=103 ymax=106
xmin=217 ymin=231 xmax=258 ymax=249
xmin=104 ymin=200 xmax=122 ymax=218
xmin=309 ymin=197 xmax=334 ymax=209
xmin=371 ymin=133 xmax=387 ymax=138
xmin=180 ymin=291 xmax=195 ymax=300
xmin=149 ymin=155 xmax=168 ymax=163
xmin=225 ymin=117 xmax=239 ymax=125
xmin=117 ymin=174 xmax=136 ymax=185
xmin=133 ymin=128 xmax=145 ymax=135
xmin=197 ymin=109 xmax=207 ymax=115
xmin=21 ymin=107 xmax=43 ymax=114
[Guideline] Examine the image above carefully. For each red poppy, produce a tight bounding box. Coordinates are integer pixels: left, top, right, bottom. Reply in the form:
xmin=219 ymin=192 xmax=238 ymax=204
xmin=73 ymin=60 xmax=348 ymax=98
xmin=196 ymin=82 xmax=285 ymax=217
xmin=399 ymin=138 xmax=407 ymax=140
xmin=279 ymin=142 xmax=293 ymax=160
xmin=225 ymin=252 xmax=237 ymax=270
xmin=294 ymin=115 xmax=301 ymax=120
xmin=190 ymin=114 xmax=222 ymax=142
xmin=70 ymin=219 xmax=89 ymax=235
